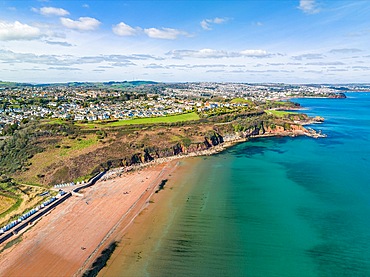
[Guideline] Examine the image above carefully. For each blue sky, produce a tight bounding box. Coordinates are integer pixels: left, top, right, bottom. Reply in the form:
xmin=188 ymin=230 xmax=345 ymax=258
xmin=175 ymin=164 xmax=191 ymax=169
xmin=0 ymin=0 xmax=369 ymax=83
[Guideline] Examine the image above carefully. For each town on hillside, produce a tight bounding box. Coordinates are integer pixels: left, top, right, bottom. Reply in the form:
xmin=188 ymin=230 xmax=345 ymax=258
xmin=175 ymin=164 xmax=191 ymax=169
xmin=0 ymin=81 xmax=351 ymax=134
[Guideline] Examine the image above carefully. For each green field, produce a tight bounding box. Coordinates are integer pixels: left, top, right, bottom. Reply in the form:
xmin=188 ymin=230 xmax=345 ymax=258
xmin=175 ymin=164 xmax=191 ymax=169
xmin=59 ymin=138 xmax=98 ymax=156
xmin=265 ymin=110 xmax=298 ymax=117
xmin=0 ymin=81 xmax=16 ymax=86
xmin=0 ymin=190 xmax=22 ymax=220
xmin=43 ymin=119 xmax=68 ymax=125
xmin=0 ymin=195 xmax=17 ymax=215
xmin=230 ymin=98 xmax=254 ymax=105
xmin=77 ymin=112 xmax=200 ymax=128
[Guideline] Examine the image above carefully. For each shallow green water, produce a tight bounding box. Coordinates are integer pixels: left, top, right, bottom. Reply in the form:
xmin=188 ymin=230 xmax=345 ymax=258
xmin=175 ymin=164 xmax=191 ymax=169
xmin=144 ymin=93 xmax=370 ymax=276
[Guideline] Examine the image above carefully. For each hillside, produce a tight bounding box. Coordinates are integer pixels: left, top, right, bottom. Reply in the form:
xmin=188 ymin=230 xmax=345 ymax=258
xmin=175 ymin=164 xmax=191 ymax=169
xmin=0 ymin=100 xmax=322 ymax=225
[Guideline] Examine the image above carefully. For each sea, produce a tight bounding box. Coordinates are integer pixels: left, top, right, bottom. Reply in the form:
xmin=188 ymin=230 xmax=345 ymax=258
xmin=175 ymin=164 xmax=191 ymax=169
xmin=106 ymin=92 xmax=370 ymax=277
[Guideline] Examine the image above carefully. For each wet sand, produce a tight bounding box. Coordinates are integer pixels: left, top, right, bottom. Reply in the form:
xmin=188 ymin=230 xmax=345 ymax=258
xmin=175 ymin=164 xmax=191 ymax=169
xmin=98 ymin=158 xmax=200 ymax=277
xmin=0 ymin=162 xmax=177 ymax=277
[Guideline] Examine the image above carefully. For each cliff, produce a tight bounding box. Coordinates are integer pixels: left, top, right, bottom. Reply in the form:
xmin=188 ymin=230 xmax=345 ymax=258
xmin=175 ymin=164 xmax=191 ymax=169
xmin=9 ymin=105 xmax=326 ymax=186
xmin=93 ymin=121 xmax=318 ymax=175
xmin=96 ymin=130 xmax=225 ymax=172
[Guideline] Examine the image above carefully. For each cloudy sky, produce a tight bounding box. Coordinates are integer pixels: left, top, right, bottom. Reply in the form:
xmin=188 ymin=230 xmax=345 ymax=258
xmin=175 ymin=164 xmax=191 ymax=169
xmin=0 ymin=0 xmax=369 ymax=83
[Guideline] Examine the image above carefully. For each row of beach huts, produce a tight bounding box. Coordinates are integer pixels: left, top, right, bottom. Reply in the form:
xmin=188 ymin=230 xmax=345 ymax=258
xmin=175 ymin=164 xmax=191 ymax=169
xmin=0 ymin=171 xmax=105 ymax=245
xmin=54 ymin=182 xmax=75 ymax=188
xmin=0 ymin=190 xmax=66 ymax=235
xmin=53 ymin=180 xmax=89 ymax=189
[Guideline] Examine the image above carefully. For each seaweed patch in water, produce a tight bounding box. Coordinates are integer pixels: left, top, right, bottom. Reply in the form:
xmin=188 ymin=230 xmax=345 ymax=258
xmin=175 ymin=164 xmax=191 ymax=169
xmin=82 ymin=241 xmax=117 ymax=277
xmin=155 ymin=179 xmax=168 ymax=193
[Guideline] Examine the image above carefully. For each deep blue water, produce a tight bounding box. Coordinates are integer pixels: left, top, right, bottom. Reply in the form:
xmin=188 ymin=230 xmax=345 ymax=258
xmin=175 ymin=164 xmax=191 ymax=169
xmin=144 ymin=93 xmax=370 ymax=276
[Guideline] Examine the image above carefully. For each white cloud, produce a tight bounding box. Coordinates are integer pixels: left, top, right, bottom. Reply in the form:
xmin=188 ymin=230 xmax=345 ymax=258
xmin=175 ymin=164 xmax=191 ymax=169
xmin=213 ymin=17 xmax=226 ymax=24
xmin=292 ymin=53 xmax=324 ymax=60
xmin=201 ymin=17 xmax=228 ymax=30
xmin=49 ymin=66 xmax=81 ymax=71
xmin=299 ymin=0 xmax=320 ymax=14
xmin=112 ymin=22 xmax=139 ymax=36
xmin=0 ymin=49 xmax=159 ymax=67
xmin=60 ymin=17 xmax=101 ymax=31
xmin=33 ymin=6 xmax=70 ymax=16
xmin=167 ymin=49 xmax=274 ymax=59
xmin=352 ymin=66 xmax=370 ymax=70
xmin=306 ymin=61 xmax=345 ymax=66
xmin=167 ymin=49 xmax=227 ymax=59
xmin=0 ymin=20 xmax=42 ymax=41
xmin=144 ymin=27 xmax=187 ymax=40
xmin=44 ymin=40 xmax=73 ymax=47
xmin=329 ymin=48 xmax=362 ymax=54
xmin=196 ymin=48 xmax=228 ymax=58
xmin=112 ymin=22 xmax=189 ymax=39
xmin=240 ymin=49 xmax=269 ymax=57
xmin=200 ymin=20 xmax=211 ymax=31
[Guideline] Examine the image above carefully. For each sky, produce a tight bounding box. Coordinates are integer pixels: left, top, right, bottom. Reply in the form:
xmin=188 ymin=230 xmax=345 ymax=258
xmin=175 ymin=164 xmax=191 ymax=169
xmin=0 ymin=0 xmax=370 ymax=84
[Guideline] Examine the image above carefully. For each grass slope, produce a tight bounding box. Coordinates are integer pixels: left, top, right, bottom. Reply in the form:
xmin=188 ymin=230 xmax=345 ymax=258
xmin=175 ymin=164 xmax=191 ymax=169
xmin=15 ymin=134 xmax=100 ymax=185
xmin=0 ymin=195 xmax=16 ymax=215
xmin=230 ymin=98 xmax=254 ymax=105
xmin=77 ymin=112 xmax=200 ymax=128
xmin=265 ymin=110 xmax=298 ymax=117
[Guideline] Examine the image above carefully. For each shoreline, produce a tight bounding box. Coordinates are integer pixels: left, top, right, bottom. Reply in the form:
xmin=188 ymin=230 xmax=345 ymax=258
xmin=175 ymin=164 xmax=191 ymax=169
xmin=74 ymin=160 xmax=182 ymax=277
xmin=98 ymin=157 xmax=203 ymax=277
xmin=79 ymin=127 xmax=324 ymax=275
xmin=0 ymin=161 xmax=178 ymax=277
xmin=0 ymin=126 xmax=323 ymax=277
xmin=103 ymin=124 xmax=324 ymax=180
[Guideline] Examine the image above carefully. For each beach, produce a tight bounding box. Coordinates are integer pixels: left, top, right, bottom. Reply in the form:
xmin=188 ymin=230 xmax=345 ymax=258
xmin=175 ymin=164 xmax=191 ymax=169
xmin=98 ymin=158 xmax=200 ymax=277
xmin=0 ymin=161 xmax=179 ymax=277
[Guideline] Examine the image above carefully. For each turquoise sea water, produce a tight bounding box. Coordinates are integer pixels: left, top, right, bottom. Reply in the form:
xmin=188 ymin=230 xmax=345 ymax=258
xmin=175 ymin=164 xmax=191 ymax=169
xmin=145 ymin=93 xmax=370 ymax=276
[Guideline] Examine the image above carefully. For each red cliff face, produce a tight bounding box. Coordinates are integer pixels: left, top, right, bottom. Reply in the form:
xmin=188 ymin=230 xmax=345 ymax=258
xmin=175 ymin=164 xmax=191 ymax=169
xmin=290 ymin=124 xmax=305 ymax=131
xmin=264 ymin=125 xmax=284 ymax=134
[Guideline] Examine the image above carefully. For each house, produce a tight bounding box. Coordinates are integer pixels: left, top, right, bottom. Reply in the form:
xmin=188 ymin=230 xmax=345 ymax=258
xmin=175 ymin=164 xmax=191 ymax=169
xmin=87 ymin=115 xmax=97 ymax=121
xmin=62 ymin=113 xmax=72 ymax=119
xmin=74 ymin=114 xmax=85 ymax=121
xmin=98 ymin=113 xmax=110 ymax=120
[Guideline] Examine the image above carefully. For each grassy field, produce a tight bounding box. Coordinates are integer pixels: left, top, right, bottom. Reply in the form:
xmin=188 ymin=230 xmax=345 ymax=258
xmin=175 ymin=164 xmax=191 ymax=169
xmin=77 ymin=112 xmax=200 ymax=128
xmin=42 ymin=119 xmax=69 ymax=125
xmin=230 ymin=98 xmax=254 ymax=105
xmin=15 ymin=134 xmax=100 ymax=185
xmin=265 ymin=110 xmax=298 ymax=117
xmin=59 ymin=138 xmax=98 ymax=156
xmin=0 ymin=195 xmax=17 ymax=215
xmin=74 ymin=174 xmax=93 ymax=184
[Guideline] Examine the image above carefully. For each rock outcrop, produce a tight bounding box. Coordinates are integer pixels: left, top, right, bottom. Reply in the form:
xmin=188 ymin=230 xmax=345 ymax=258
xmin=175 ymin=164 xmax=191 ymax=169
xmin=328 ymin=92 xmax=346 ymax=99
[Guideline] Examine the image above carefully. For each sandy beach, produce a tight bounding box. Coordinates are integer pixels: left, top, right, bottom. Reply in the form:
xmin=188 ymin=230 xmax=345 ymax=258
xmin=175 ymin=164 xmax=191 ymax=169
xmin=0 ymin=161 xmax=178 ymax=277
xmin=98 ymin=158 xmax=200 ymax=277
